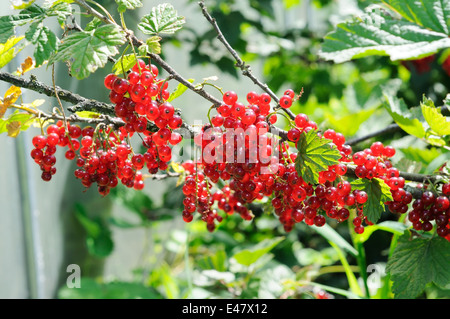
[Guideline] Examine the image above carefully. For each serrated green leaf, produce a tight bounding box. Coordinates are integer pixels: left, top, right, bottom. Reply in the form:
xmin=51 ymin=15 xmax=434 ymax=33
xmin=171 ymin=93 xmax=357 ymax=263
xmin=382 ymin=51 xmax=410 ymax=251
xmin=0 ymin=18 xmax=16 ymax=44
xmin=0 ymin=36 xmax=25 ymax=69
xmin=384 ymin=94 xmax=426 ymax=138
xmin=319 ymin=1 xmax=450 ymax=63
xmin=112 ymin=54 xmax=137 ymax=75
xmin=421 ymin=97 xmax=450 ymax=136
xmin=0 ymin=2 xmax=70 ymax=42
xmin=386 ymin=232 xmax=450 ymax=299
xmin=167 ymin=79 xmax=194 ymax=102
xmin=383 ymin=0 xmax=450 ymax=34
xmin=115 ymin=0 xmax=142 ymax=10
xmin=138 ymin=36 xmax=162 ymax=55
xmin=25 ymin=22 xmax=58 ymax=67
xmin=295 ymin=129 xmax=341 ymax=185
xmin=138 ymin=3 xmax=185 ymax=35
xmin=350 ymin=177 xmax=393 ymax=223
xmin=49 ymin=24 xmax=125 ymax=79
xmin=84 ymin=17 xmax=102 ymax=32
xmin=232 ymin=237 xmax=284 ymax=267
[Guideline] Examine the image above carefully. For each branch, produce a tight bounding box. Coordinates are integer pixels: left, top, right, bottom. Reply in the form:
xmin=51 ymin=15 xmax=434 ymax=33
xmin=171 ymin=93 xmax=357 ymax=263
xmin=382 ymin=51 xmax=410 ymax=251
xmin=198 ymin=0 xmax=296 ymax=121
xmin=345 ymin=124 xmax=403 ymax=146
xmin=0 ymin=71 xmax=116 ymax=116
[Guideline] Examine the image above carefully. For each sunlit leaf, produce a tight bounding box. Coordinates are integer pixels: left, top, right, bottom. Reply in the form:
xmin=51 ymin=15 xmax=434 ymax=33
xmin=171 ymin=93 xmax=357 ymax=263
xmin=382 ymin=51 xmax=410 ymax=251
xmin=138 ymin=3 xmax=185 ymax=35
xmin=320 ymin=1 xmax=450 ymax=63
xmin=350 ymin=177 xmax=393 ymax=223
xmin=295 ymin=129 xmax=341 ymax=184
xmin=49 ymin=24 xmax=125 ymax=79
xmin=0 ymin=36 xmax=26 ymax=69
xmin=0 ymin=86 xmax=22 ymax=118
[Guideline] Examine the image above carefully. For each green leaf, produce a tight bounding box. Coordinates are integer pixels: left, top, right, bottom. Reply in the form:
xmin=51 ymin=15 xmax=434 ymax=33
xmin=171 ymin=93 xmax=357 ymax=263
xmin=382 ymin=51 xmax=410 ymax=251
xmin=74 ymin=203 xmax=113 ymax=258
xmin=400 ymin=147 xmax=442 ymax=166
xmin=0 ymin=17 xmax=16 ymax=44
xmin=84 ymin=17 xmax=102 ymax=32
xmin=421 ymin=97 xmax=450 ymax=136
xmin=383 ymin=0 xmax=450 ymax=33
xmin=25 ymin=22 xmax=58 ymax=67
xmin=386 ymin=232 xmax=450 ymax=299
xmin=112 ymin=54 xmax=137 ymax=75
xmin=138 ymin=3 xmax=185 ymax=35
xmin=325 ymin=106 xmax=377 ymax=137
xmin=319 ymin=1 xmax=450 ymax=63
xmin=167 ymin=79 xmax=194 ymax=102
xmin=115 ymin=0 xmax=142 ymax=11
xmin=197 ymin=250 xmax=227 ymax=272
xmin=295 ymin=129 xmax=341 ymax=185
xmin=350 ymin=177 xmax=393 ymax=223
xmin=232 ymin=236 xmax=284 ymax=267
xmin=354 ymin=221 xmax=408 ymax=243
xmin=138 ymin=36 xmax=162 ymax=56
xmin=0 ymin=110 xmax=35 ymax=136
xmin=384 ymin=94 xmax=426 ymax=139
xmin=0 ymin=2 xmax=65 ymax=44
xmin=0 ymin=36 xmax=25 ymax=69
xmin=49 ymin=24 xmax=125 ymax=79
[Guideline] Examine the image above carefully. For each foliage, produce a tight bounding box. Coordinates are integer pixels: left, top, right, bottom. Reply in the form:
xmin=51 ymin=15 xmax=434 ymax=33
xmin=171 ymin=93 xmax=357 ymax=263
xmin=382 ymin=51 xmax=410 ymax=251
xmin=0 ymin=0 xmax=449 ymax=300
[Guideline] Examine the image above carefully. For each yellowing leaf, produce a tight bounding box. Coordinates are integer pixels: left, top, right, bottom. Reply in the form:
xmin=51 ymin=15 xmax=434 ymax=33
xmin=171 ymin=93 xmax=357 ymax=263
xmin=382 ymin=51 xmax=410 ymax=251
xmin=28 ymin=99 xmax=45 ymax=108
xmin=19 ymin=56 xmax=35 ymax=74
xmin=6 ymin=121 xmax=21 ymax=137
xmin=76 ymin=111 xmax=101 ymax=118
xmin=0 ymin=35 xmax=25 ymax=69
xmin=0 ymin=85 xmax=21 ymax=118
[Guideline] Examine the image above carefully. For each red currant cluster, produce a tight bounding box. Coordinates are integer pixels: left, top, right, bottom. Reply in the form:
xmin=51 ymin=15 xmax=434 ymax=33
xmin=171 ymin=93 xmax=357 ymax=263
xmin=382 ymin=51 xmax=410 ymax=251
xmin=30 ymin=60 xmax=183 ymax=195
xmin=104 ymin=59 xmax=183 ymax=139
xmin=30 ymin=122 xmax=68 ymax=182
xmin=179 ymin=90 xmax=383 ymax=233
xmin=407 ymin=185 xmax=450 ymax=239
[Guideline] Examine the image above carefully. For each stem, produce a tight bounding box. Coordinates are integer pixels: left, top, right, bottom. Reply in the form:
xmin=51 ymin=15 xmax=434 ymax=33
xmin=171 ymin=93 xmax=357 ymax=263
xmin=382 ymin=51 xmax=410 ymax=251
xmin=73 ymin=0 xmax=115 ymax=24
xmin=345 ymin=124 xmax=402 ymax=146
xmin=52 ymin=64 xmax=67 ymax=130
xmin=198 ymin=0 xmax=296 ymax=120
xmin=354 ymin=240 xmax=370 ymax=298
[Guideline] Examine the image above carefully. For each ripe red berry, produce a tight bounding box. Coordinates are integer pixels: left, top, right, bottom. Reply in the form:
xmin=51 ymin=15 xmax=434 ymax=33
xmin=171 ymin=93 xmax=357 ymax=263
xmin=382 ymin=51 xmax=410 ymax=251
xmin=223 ymin=91 xmax=238 ymax=105
xmin=279 ymin=95 xmax=292 ymax=108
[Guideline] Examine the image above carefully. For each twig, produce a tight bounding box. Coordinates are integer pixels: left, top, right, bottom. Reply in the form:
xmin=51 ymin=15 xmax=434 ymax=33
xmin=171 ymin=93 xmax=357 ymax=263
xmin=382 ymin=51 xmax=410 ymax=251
xmin=345 ymin=124 xmax=403 ymax=146
xmin=198 ymin=0 xmax=296 ymax=120
xmin=73 ymin=0 xmax=115 ymax=25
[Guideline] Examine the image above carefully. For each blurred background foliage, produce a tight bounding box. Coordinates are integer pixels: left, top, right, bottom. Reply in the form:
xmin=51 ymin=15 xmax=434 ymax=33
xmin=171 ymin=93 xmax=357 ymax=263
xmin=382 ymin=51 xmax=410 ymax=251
xmin=45 ymin=0 xmax=450 ymax=299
